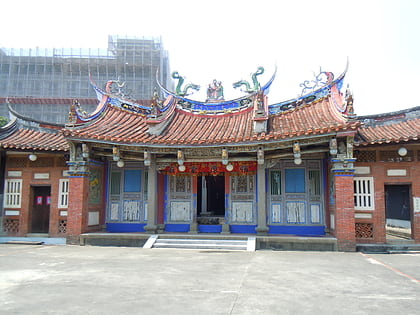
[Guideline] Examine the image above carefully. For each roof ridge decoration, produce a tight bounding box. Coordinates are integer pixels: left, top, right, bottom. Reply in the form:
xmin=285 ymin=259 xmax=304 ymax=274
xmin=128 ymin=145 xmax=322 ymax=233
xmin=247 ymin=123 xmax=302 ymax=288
xmin=0 ymin=116 xmax=18 ymax=140
xmin=268 ymin=64 xmax=348 ymax=116
xmin=155 ymin=66 xmax=277 ymax=116
xmin=172 ymin=72 xmax=201 ymax=97
xmin=233 ymin=67 xmax=264 ymax=93
xmin=86 ymin=75 xmax=152 ymax=120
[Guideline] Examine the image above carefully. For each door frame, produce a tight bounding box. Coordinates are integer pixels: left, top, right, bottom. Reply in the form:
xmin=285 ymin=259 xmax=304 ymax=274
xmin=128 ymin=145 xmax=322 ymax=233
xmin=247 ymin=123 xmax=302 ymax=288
xmin=384 ymin=183 xmax=413 ymax=233
xmin=30 ymin=185 xmax=51 ymax=234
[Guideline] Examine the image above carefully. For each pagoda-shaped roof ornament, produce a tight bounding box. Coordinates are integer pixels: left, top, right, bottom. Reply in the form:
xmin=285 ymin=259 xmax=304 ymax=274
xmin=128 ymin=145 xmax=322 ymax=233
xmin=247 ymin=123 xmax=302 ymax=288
xmin=206 ymin=79 xmax=224 ymax=102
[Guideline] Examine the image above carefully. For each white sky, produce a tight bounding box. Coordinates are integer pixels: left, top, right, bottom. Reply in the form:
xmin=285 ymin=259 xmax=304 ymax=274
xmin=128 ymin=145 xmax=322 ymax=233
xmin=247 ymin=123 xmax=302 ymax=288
xmin=1 ymin=0 xmax=419 ymax=115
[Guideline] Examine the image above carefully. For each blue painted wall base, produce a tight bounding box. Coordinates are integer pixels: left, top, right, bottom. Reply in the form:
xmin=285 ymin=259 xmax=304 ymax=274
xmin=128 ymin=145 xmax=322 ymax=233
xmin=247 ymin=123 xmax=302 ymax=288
xmin=198 ymin=225 xmax=222 ymax=233
xmin=165 ymin=224 xmax=190 ymax=233
xmin=230 ymin=225 xmax=257 ymax=234
xmin=106 ymin=223 xmax=146 ymax=233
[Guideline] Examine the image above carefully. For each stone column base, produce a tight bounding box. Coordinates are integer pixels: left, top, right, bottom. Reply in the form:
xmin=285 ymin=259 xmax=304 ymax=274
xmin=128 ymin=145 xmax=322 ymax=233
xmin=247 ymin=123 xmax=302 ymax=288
xmin=188 ymin=223 xmax=198 ymax=234
xmin=255 ymin=226 xmax=269 ymax=235
xmin=144 ymin=224 xmax=158 ymax=234
xmin=221 ymin=223 xmax=231 ymax=234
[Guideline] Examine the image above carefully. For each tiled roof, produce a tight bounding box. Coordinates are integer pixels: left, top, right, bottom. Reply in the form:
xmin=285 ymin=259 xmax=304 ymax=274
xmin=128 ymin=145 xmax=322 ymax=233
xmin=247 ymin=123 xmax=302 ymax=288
xmin=0 ymin=125 xmax=68 ymax=151
xmin=356 ymin=107 xmax=420 ymax=145
xmin=63 ymin=95 xmax=358 ymax=146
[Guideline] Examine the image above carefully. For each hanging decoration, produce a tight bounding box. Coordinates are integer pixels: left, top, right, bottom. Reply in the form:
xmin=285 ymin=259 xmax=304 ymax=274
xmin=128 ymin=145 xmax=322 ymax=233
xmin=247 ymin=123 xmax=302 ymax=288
xmin=159 ymin=161 xmax=257 ymax=176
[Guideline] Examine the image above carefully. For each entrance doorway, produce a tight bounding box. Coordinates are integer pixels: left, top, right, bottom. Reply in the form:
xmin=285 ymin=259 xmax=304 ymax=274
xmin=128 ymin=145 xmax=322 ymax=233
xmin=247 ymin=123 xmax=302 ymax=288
xmin=31 ymin=186 xmax=51 ymax=233
xmin=385 ymin=185 xmax=411 ymax=229
xmin=197 ymin=176 xmax=225 ymax=218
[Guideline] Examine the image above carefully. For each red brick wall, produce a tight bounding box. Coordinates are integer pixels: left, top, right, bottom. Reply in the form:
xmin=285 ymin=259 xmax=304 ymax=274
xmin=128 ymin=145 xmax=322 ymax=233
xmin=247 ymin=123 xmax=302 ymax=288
xmin=3 ymin=154 xmax=68 ymax=237
xmin=356 ymin=159 xmax=420 ymax=243
xmin=333 ymin=174 xmax=356 ymax=251
xmin=66 ymin=175 xmax=89 ymax=243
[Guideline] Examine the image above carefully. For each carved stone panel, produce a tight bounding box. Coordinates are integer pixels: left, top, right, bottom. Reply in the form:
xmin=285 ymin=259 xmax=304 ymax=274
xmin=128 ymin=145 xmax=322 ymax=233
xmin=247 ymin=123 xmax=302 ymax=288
xmin=231 ymin=201 xmax=253 ymax=223
xmin=286 ymin=201 xmax=305 ymax=223
xmin=170 ymin=201 xmax=191 ymax=222
xmin=123 ymin=200 xmax=141 ymax=221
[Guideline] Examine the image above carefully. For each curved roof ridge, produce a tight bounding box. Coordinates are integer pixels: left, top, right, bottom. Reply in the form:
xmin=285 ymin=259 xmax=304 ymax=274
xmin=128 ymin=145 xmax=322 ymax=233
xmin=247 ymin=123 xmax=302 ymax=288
xmin=6 ymin=100 xmax=65 ymax=128
xmin=357 ymin=105 xmax=420 ymax=121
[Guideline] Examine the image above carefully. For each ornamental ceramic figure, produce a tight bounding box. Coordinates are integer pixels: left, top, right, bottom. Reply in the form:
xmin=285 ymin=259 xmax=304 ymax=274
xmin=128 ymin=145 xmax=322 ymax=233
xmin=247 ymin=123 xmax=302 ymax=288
xmin=206 ymin=79 xmax=224 ymax=101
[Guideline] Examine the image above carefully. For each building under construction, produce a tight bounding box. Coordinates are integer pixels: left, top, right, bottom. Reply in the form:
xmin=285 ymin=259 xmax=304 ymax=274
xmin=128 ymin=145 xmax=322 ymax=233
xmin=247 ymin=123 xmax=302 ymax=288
xmin=0 ymin=36 xmax=171 ymax=123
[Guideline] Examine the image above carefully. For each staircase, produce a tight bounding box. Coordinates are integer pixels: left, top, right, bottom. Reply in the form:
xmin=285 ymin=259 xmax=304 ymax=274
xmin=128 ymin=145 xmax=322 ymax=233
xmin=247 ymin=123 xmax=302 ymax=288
xmin=144 ymin=235 xmax=255 ymax=251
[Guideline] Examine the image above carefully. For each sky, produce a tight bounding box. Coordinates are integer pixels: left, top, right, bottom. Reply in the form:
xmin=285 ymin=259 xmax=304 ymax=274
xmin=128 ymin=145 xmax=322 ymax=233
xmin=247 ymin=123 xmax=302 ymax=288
xmin=1 ymin=0 xmax=419 ymax=115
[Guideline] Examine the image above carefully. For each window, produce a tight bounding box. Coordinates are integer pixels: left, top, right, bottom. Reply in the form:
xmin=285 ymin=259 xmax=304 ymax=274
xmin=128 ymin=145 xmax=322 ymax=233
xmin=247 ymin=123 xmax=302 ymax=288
xmin=124 ymin=170 xmax=141 ymax=192
xmin=285 ymin=169 xmax=305 ymax=193
xmin=270 ymin=171 xmax=281 ymax=195
xmin=58 ymin=179 xmax=69 ymax=208
xmin=110 ymin=172 xmax=121 ymax=194
xmin=308 ymin=170 xmax=321 ymax=196
xmin=4 ymin=179 xmax=22 ymax=208
xmin=354 ymin=177 xmax=374 ymax=210
xmin=231 ymin=175 xmax=254 ymax=194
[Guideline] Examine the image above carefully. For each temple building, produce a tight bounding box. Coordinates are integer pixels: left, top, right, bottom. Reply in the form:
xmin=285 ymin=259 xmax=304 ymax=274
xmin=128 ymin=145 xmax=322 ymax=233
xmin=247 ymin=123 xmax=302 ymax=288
xmin=0 ymin=65 xmax=419 ymax=251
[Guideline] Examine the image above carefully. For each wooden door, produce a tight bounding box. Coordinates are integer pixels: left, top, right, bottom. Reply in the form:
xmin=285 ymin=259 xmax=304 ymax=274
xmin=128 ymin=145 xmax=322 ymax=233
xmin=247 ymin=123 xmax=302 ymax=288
xmin=31 ymin=186 xmax=51 ymax=233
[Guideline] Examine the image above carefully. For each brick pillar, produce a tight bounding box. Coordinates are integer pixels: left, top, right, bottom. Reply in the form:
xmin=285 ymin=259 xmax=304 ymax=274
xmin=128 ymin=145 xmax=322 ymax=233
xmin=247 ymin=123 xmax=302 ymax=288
xmin=67 ymin=174 xmax=90 ymax=244
xmin=334 ymin=173 xmax=356 ymax=251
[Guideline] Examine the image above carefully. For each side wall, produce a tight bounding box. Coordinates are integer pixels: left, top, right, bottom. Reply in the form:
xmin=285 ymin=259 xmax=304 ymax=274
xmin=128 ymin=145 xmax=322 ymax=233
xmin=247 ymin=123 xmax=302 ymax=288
xmin=2 ymin=153 xmax=68 ymax=237
xmin=354 ymin=145 xmax=420 ymax=243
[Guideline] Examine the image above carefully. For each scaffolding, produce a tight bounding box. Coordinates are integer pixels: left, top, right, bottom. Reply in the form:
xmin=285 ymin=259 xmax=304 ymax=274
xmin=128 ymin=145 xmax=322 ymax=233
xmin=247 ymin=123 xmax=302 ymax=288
xmin=0 ymin=35 xmax=171 ymax=100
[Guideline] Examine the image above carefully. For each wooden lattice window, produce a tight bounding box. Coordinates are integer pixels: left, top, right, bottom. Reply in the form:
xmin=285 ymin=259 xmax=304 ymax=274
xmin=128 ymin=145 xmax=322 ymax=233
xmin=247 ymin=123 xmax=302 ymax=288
xmin=354 ymin=177 xmax=374 ymax=210
xmin=3 ymin=219 xmax=19 ymax=233
xmin=380 ymin=150 xmax=413 ymax=162
xmin=7 ymin=157 xmax=27 ymax=168
xmin=4 ymin=179 xmax=22 ymax=208
xmin=58 ymin=179 xmax=69 ymax=208
xmin=355 ymin=223 xmax=373 ymax=238
xmin=58 ymin=220 xmax=67 ymax=233
xmin=354 ymin=151 xmax=376 ymax=162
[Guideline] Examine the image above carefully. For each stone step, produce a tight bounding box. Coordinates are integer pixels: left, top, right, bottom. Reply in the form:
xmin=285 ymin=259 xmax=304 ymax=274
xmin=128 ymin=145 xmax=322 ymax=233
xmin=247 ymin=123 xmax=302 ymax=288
xmin=147 ymin=236 xmax=253 ymax=251
xmin=155 ymin=238 xmax=248 ymax=246
xmin=357 ymin=243 xmax=420 ymax=254
xmin=153 ymin=242 xmax=248 ymax=250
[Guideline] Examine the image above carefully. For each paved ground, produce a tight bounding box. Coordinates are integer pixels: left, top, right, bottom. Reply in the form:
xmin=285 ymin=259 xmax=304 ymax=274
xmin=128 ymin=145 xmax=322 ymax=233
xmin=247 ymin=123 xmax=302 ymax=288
xmin=0 ymin=245 xmax=419 ymax=315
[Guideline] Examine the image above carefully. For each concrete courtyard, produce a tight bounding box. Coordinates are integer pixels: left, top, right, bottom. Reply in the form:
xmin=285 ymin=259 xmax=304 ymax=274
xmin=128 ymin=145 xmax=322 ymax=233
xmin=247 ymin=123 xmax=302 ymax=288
xmin=0 ymin=244 xmax=419 ymax=314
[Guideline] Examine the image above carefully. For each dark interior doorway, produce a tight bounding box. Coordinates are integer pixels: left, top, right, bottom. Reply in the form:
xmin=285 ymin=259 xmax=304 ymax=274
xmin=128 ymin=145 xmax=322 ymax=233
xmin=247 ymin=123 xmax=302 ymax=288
xmin=385 ymin=184 xmax=411 ymax=228
xmin=31 ymin=186 xmax=51 ymax=233
xmin=197 ymin=176 xmax=225 ymax=216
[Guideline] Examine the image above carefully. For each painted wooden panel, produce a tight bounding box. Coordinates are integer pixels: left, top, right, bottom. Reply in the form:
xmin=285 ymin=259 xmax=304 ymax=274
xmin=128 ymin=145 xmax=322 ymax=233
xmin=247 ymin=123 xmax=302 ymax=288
xmin=110 ymin=202 xmax=119 ymax=221
xmin=310 ymin=204 xmax=321 ymax=224
xmin=170 ymin=201 xmax=191 ymax=222
xmin=271 ymin=203 xmax=282 ymax=223
xmin=144 ymin=202 xmax=148 ymax=221
xmin=231 ymin=201 xmax=253 ymax=223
